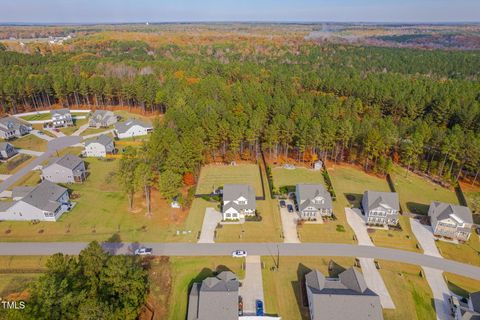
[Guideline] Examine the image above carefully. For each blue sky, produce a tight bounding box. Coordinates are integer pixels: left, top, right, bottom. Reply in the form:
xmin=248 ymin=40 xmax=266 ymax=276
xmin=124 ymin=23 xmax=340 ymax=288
xmin=1 ymin=0 xmax=480 ymax=23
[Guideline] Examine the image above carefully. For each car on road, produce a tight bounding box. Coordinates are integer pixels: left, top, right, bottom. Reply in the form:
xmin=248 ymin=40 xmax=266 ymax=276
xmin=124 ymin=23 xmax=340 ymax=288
xmin=256 ymin=300 xmax=264 ymax=316
xmin=287 ymin=204 xmax=294 ymax=213
xmin=134 ymin=247 xmax=153 ymax=255
xmin=279 ymin=200 xmax=286 ymax=208
xmin=232 ymin=250 xmax=247 ymax=258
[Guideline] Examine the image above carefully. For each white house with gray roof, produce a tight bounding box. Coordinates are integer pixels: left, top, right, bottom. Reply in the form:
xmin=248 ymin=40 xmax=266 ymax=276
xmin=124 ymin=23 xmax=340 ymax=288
xmin=362 ymin=191 xmax=399 ymax=226
xmin=296 ymin=184 xmax=333 ymax=219
xmin=89 ymin=110 xmax=117 ymax=128
xmin=0 ymin=116 xmax=32 ymax=140
xmin=429 ymin=202 xmax=473 ymax=241
xmin=41 ymin=154 xmax=86 ymax=183
xmin=84 ymin=134 xmax=115 ymax=157
xmin=305 ymin=267 xmax=383 ymax=320
xmin=50 ymin=109 xmax=73 ymax=127
xmin=114 ymin=118 xmax=153 ymax=139
xmin=0 ymin=180 xmax=71 ymax=221
xmin=0 ymin=142 xmax=17 ymax=160
xmin=222 ymin=184 xmax=256 ymax=220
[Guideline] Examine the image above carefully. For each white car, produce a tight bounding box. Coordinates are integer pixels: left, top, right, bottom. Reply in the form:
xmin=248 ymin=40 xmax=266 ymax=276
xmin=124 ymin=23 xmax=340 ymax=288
xmin=134 ymin=247 xmax=153 ymax=256
xmin=232 ymin=250 xmax=247 ymax=258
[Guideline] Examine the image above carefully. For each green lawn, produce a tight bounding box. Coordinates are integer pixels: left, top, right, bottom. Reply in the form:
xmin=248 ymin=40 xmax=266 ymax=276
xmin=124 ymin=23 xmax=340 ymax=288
xmin=271 ymin=167 xmax=326 ymax=190
xmin=167 ymin=257 xmax=244 ymax=320
xmin=114 ymin=110 xmax=158 ymax=122
xmin=59 ymin=118 xmax=88 ymax=136
xmin=437 ymin=236 xmax=480 ymax=267
xmin=379 ymin=260 xmax=436 ymax=320
xmin=0 ymin=256 xmax=47 ymax=296
xmin=10 ymin=134 xmax=48 ymax=152
xmin=196 ymin=164 xmax=264 ymax=197
xmin=9 ymin=170 xmax=41 ymax=188
xmin=20 ymin=113 xmax=51 ymax=121
xmin=0 ymin=159 xmax=205 ymax=242
xmin=390 ymin=165 xmax=459 ymax=215
xmin=444 ymin=272 xmax=480 ymax=298
xmin=81 ymin=127 xmax=112 ymax=136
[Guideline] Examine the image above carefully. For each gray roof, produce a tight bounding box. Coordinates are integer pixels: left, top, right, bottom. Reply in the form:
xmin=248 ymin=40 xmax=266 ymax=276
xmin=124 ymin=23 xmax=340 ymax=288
xmin=0 ymin=201 xmax=14 ymax=211
xmin=305 ymin=267 xmax=383 ymax=320
xmin=0 ymin=116 xmax=31 ymax=132
xmin=0 ymin=142 xmax=12 ymax=151
xmin=90 ymin=110 xmax=116 ymax=123
xmin=296 ymin=184 xmax=332 ymax=211
xmin=85 ymin=134 xmax=113 ymax=147
xmin=21 ymin=180 xmax=68 ymax=212
xmin=45 ymin=154 xmax=83 ymax=171
xmin=429 ymin=202 xmax=473 ymax=225
xmin=51 ymin=108 xmax=70 ymax=116
xmin=471 ymin=292 xmax=480 ymax=313
xmin=12 ymin=186 xmax=35 ymax=199
xmin=364 ymin=191 xmax=399 ymax=212
xmin=222 ymin=184 xmax=256 ymax=213
xmin=114 ymin=118 xmax=152 ymax=134
xmin=187 ymin=271 xmax=239 ymax=320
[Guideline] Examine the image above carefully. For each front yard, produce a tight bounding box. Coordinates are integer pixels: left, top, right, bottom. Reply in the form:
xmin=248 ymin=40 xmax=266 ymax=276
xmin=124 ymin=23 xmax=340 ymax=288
xmin=58 ymin=118 xmax=88 ymax=135
xmin=436 ymin=235 xmax=480 ymax=267
xmin=444 ymin=272 xmax=480 ymax=298
xmin=10 ymin=134 xmax=48 ymax=152
xmin=0 ymin=154 xmax=33 ymax=175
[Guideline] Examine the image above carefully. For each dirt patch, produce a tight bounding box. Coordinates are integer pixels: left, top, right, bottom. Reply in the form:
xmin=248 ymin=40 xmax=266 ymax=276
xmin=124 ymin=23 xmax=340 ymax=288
xmin=139 ymin=256 xmax=171 ymax=320
xmin=325 ymin=160 xmax=387 ymax=180
xmin=460 ymin=181 xmax=480 ymax=193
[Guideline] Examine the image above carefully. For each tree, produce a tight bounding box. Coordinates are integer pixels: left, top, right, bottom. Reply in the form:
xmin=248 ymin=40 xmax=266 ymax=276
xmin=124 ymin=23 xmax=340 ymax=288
xmin=159 ymin=170 xmax=183 ymax=200
xmin=118 ymin=146 xmax=138 ymax=210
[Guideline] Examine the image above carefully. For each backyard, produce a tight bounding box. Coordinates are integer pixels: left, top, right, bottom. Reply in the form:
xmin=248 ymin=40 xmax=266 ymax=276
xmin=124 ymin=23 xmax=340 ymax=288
xmin=461 ymin=182 xmax=480 ymax=223
xmin=20 ymin=113 xmax=51 ymax=121
xmin=271 ymin=166 xmax=326 ymax=191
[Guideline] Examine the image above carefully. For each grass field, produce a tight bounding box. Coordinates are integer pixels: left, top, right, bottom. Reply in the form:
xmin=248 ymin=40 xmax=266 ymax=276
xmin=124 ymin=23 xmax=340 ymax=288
xmin=379 ymin=260 xmax=436 ymax=320
xmin=10 ymin=134 xmax=48 ymax=152
xmin=20 ymin=113 xmax=51 ymax=121
xmin=444 ymin=272 xmax=480 ymax=298
xmin=271 ymin=167 xmax=326 ymax=189
xmin=9 ymin=170 xmax=41 ymax=188
xmin=167 ymin=256 xmax=244 ymax=320
xmin=58 ymin=118 xmax=88 ymax=135
xmin=462 ymin=183 xmax=480 ymax=223
xmin=0 ymin=158 xmax=206 ymax=242
xmin=114 ymin=110 xmax=158 ymax=122
xmin=0 ymin=256 xmax=47 ymax=297
xmin=196 ymin=164 xmax=264 ymax=197
xmin=391 ymin=165 xmax=459 ymax=215
xmin=80 ymin=127 xmax=112 ymax=136
xmin=437 ymin=236 xmax=480 ymax=267
xmin=0 ymin=154 xmax=33 ymax=175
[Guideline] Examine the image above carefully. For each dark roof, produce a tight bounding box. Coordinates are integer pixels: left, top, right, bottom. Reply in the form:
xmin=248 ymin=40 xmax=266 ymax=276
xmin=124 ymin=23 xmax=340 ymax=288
xmin=21 ymin=180 xmax=67 ymax=212
xmin=0 ymin=142 xmax=13 ymax=151
xmin=429 ymin=202 xmax=473 ymax=225
xmin=45 ymin=154 xmax=83 ymax=170
xmin=296 ymin=184 xmax=332 ymax=211
xmin=85 ymin=134 xmax=113 ymax=147
xmin=114 ymin=118 xmax=152 ymax=134
xmin=471 ymin=292 xmax=480 ymax=313
xmin=364 ymin=191 xmax=399 ymax=212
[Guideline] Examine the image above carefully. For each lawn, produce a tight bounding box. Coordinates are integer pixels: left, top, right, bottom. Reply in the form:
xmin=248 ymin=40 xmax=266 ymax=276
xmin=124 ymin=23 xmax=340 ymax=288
xmin=461 ymin=182 xmax=480 ymax=223
xmin=196 ymin=164 xmax=264 ymax=197
xmin=391 ymin=165 xmax=459 ymax=215
xmin=114 ymin=110 xmax=159 ymax=122
xmin=271 ymin=167 xmax=326 ymax=190
xmin=167 ymin=256 xmax=244 ymax=320
xmin=0 ymin=154 xmax=33 ymax=175
xmin=58 ymin=118 xmax=88 ymax=135
xmin=261 ymin=256 xmax=356 ymax=320
xmin=0 ymin=256 xmax=47 ymax=297
xmin=20 ymin=113 xmax=51 ymax=121
xmin=444 ymin=272 xmax=480 ymax=298
xmin=9 ymin=170 xmax=41 ymax=188
xmin=0 ymin=158 xmax=206 ymax=242
xmin=10 ymin=134 xmax=48 ymax=152
xmin=81 ymin=127 xmax=112 ymax=137
xmin=379 ymin=260 xmax=436 ymax=320
xmin=436 ymin=236 xmax=480 ymax=267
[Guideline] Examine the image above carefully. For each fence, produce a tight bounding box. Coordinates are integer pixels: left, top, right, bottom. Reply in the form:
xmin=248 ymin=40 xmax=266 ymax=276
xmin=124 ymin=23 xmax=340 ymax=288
xmin=386 ymin=173 xmax=404 ymax=214
xmin=322 ymin=167 xmax=337 ymax=201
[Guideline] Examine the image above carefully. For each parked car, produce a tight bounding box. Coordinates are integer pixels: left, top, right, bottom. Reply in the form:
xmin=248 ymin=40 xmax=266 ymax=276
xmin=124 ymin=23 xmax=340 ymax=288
xmin=287 ymin=204 xmax=294 ymax=213
xmin=279 ymin=200 xmax=286 ymax=208
xmin=232 ymin=250 xmax=247 ymax=258
xmin=256 ymin=300 xmax=264 ymax=316
xmin=134 ymin=247 xmax=153 ymax=255
xmin=238 ymin=296 xmax=243 ymax=316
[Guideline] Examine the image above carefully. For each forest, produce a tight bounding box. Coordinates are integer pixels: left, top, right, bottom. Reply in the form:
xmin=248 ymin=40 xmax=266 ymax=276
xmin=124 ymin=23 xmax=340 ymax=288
xmin=1 ymin=27 xmax=480 ymax=200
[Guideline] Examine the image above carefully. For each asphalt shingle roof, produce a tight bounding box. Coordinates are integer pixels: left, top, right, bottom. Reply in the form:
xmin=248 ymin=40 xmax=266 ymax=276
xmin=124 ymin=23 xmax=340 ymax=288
xmin=85 ymin=134 xmax=113 ymax=147
xmin=21 ymin=180 xmax=67 ymax=212
xmin=429 ymin=202 xmax=473 ymax=225
xmin=114 ymin=118 xmax=152 ymax=134
xmin=364 ymin=191 xmax=399 ymax=212
xmin=45 ymin=154 xmax=83 ymax=171
xmin=296 ymin=184 xmax=332 ymax=211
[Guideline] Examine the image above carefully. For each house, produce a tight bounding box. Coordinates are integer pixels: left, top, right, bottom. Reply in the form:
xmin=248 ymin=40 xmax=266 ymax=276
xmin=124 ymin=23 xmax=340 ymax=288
xmin=0 ymin=180 xmax=71 ymax=221
xmin=89 ymin=110 xmax=117 ymax=128
xmin=50 ymin=109 xmax=73 ymax=127
xmin=305 ymin=267 xmax=383 ymax=320
xmin=84 ymin=134 xmax=115 ymax=157
xmin=187 ymin=271 xmax=239 ymax=320
xmin=0 ymin=142 xmax=17 ymax=160
xmin=362 ymin=191 xmax=399 ymax=226
xmin=452 ymin=291 xmax=480 ymax=320
xmin=295 ymin=184 xmax=333 ymax=219
xmin=429 ymin=202 xmax=473 ymax=241
xmin=114 ymin=118 xmax=153 ymax=139
xmin=41 ymin=154 xmax=86 ymax=183
xmin=0 ymin=116 xmax=32 ymax=140
xmin=222 ymin=184 xmax=256 ymax=220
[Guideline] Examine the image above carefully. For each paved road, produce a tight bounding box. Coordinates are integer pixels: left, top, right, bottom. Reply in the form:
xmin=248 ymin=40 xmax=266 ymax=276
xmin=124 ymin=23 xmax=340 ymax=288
xmin=0 ymin=136 xmax=81 ymax=193
xmin=1 ymin=242 xmax=479 ymax=279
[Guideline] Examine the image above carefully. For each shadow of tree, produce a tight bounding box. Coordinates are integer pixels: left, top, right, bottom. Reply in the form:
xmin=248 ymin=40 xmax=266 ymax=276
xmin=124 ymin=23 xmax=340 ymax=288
xmin=101 ymin=233 xmax=124 ymax=254
xmin=406 ymin=202 xmax=429 ymax=215
xmin=344 ymin=193 xmax=363 ymax=208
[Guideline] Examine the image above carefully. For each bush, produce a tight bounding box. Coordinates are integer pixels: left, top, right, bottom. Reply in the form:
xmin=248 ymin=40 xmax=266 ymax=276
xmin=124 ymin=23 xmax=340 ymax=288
xmin=336 ymin=224 xmax=346 ymax=232
xmin=322 ymin=169 xmax=337 ymax=200
xmin=245 ymin=212 xmax=262 ymax=222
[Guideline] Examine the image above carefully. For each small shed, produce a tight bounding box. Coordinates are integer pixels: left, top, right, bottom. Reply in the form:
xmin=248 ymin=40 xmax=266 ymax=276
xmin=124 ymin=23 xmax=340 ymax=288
xmin=313 ymin=160 xmax=323 ymax=171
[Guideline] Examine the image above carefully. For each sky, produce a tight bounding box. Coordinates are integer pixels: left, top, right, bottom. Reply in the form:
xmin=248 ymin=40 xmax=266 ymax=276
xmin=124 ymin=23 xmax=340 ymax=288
xmin=1 ymin=0 xmax=480 ymax=24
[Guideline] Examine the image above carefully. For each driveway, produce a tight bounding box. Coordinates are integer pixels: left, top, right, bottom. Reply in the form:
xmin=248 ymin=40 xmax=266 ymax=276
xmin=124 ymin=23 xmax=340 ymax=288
xmin=72 ymin=123 xmax=89 ymax=136
xmin=45 ymin=128 xmax=65 ymax=138
xmin=345 ymin=207 xmax=395 ymax=309
xmin=31 ymin=130 xmax=54 ymax=141
xmin=239 ymin=255 xmax=265 ymax=314
xmin=410 ymin=218 xmax=442 ymax=257
xmin=82 ymin=129 xmax=114 ymax=140
xmin=0 ymin=174 xmax=12 ymax=181
xmin=279 ymin=200 xmax=300 ymax=243
xmin=198 ymin=208 xmax=222 ymax=243
xmin=17 ymin=149 xmax=44 ymax=157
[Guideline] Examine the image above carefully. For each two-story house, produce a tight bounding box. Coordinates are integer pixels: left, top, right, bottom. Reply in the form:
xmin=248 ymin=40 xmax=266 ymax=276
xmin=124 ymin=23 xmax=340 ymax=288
xmin=0 ymin=116 xmax=32 ymax=140
xmin=295 ymin=184 xmax=333 ymax=219
xmin=0 ymin=142 xmax=18 ymax=160
xmin=114 ymin=118 xmax=153 ymax=139
xmin=362 ymin=191 xmax=399 ymax=227
xmin=222 ymin=184 xmax=256 ymax=220
xmin=452 ymin=291 xmax=480 ymax=319
xmin=0 ymin=180 xmax=71 ymax=221
xmin=41 ymin=154 xmax=86 ymax=183
xmin=84 ymin=134 xmax=115 ymax=157
xmin=50 ymin=109 xmax=73 ymax=127
xmin=89 ymin=110 xmax=117 ymax=128
xmin=429 ymin=202 xmax=473 ymax=241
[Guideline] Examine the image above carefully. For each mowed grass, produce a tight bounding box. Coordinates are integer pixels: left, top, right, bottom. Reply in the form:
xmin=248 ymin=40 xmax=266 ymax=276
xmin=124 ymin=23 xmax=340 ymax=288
xmin=379 ymin=260 xmax=436 ymax=320
xmin=114 ymin=110 xmax=159 ymax=122
xmin=20 ymin=113 xmax=51 ymax=121
xmin=196 ymin=164 xmax=264 ymax=197
xmin=167 ymin=257 xmax=244 ymax=320
xmin=10 ymin=134 xmax=48 ymax=152
xmin=59 ymin=118 xmax=88 ymax=135
xmin=261 ymin=256 xmax=356 ymax=319
xmin=271 ymin=167 xmax=326 ymax=189
xmin=9 ymin=170 xmax=41 ymax=188
xmin=444 ymin=272 xmax=480 ymax=298
xmin=437 ymin=236 xmax=480 ymax=267
xmin=0 ymin=256 xmax=47 ymax=296
xmin=391 ymin=165 xmax=459 ymax=215
xmin=0 ymin=154 xmax=33 ymax=175
xmin=81 ymin=127 xmax=112 ymax=136
xmin=0 ymin=159 xmax=205 ymax=242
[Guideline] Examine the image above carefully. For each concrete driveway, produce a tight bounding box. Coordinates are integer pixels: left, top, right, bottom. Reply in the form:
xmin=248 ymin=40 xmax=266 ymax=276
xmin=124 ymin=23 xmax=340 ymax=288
xmin=31 ymin=130 xmax=54 ymax=141
xmin=410 ymin=218 xmax=442 ymax=257
xmin=345 ymin=208 xmax=373 ymax=246
xmin=279 ymin=200 xmax=300 ymax=243
xmin=239 ymin=255 xmax=265 ymax=314
xmin=72 ymin=123 xmax=89 ymax=136
xmin=198 ymin=207 xmax=222 ymax=243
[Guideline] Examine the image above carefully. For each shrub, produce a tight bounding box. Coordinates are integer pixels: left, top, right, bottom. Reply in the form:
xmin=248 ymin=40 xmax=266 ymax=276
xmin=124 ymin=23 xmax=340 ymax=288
xmin=336 ymin=224 xmax=346 ymax=232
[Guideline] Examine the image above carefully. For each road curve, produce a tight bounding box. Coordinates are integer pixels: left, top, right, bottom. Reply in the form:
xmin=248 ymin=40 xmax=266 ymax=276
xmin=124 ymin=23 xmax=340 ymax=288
xmin=1 ymin=242 xmax=479 ymax=280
